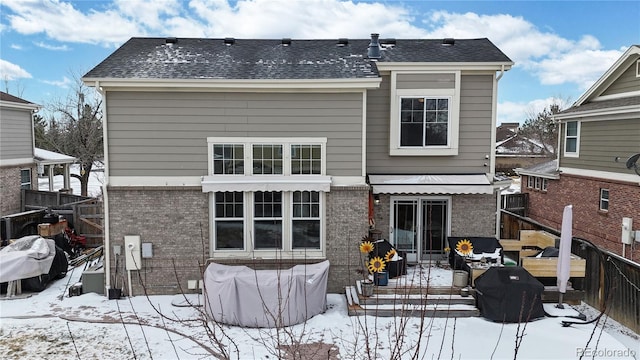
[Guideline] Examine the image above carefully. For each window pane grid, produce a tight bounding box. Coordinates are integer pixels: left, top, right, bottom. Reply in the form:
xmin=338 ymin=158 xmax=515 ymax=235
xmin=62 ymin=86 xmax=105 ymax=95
xmin=213 ymin=144 xmax=244 ymax=174
xmin=214 ymin=191 xmax=244 ymax=250
xmin=20 ymin=169 xmax=31 ymax=189
xmin=254 ymin=191 xmax=283 ymax=249
xmin=600 ymin=189 xmax=609 ymax=211
xmin=400 ymin=97 xmax=449 ymax=147
xmin=252 ymin=144 xmax=283 ymax=175
xmin=291 ymin=145 xmax=321 ymax=174
xmin=292 ymin=191 xmax=320 ymax=249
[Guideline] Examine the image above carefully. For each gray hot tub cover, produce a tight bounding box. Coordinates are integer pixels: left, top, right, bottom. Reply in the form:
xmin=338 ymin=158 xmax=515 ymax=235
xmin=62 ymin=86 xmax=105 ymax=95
xmin=203 ymin=260 xmax=329 ymax=328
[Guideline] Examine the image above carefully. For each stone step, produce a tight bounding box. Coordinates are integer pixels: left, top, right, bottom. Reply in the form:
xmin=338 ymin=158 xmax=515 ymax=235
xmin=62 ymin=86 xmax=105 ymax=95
xmin=345 ymin=286 xmax=480 ymax=318
xmin=359 ymin=293 xmax=476 ymax=306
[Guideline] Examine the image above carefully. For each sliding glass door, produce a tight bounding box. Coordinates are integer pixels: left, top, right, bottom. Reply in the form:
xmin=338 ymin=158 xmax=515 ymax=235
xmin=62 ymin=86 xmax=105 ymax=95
xmin=390 ymin=196 xmax=450 ymax=262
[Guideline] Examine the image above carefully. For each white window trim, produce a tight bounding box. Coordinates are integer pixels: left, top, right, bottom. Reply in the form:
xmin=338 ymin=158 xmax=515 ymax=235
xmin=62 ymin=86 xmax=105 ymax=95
xmin=20 ymin=168 xmax=32 ymax=189
xmin=211 ymin=191 xmax=326 ymax=258
xmin=534 ymin=177 xmax=541 ymax=190
xmin=599 ymin=188 xmax=609 ymax=212
xmin=563 ymin=121 xmax=580 ymax=158
xmin=636 ymin=59 xmax=640 ymax=78
xmin=206 ymin=137 xmax=327 ymax=259
xmin=389 ymin=71 xmax=460 ymax=156
xmin=527 ymin=176 xmax=534 ymax=188
xmin=542 ymin=178 xmax=548 ymax=192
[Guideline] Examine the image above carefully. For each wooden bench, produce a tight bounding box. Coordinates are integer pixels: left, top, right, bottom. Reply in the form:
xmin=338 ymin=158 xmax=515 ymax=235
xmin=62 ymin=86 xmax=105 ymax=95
xmin=500 ymin=230 xmax=585 ymax=278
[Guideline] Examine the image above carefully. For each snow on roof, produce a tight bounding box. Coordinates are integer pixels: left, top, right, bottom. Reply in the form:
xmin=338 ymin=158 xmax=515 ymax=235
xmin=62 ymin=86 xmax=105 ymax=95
xmin=34 ymin=148 xmax=77 ymax=165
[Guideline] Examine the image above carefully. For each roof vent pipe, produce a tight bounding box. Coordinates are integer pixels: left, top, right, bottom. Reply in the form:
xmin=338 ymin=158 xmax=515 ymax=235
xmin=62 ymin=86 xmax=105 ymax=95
xmin=165 ymin=37 xmax=177 ymax=44
xmin=442 ymin=38 xmax=455 ymax=46
xmin=281 ymin=38 xmax=292 ymax=46
xmin=224 ymin=37 xmax=235 ymax=45
xmin=368 ymin=33 xmax=381 ymax=59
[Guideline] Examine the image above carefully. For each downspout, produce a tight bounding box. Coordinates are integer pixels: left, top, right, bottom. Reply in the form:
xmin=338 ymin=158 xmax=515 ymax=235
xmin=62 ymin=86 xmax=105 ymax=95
xmin=95 ymin=81 xmax=112 ymax=294
xmin=493 ymin=65 xmax=505 ymax=239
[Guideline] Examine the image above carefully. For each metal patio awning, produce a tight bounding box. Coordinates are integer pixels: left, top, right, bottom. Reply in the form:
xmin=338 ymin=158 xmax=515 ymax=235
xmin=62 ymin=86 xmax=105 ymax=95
xmin=368 ymin=174 xmax=493 ymax=195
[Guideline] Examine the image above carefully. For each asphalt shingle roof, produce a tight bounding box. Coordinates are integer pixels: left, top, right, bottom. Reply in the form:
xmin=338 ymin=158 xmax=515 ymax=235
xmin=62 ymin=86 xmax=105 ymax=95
xmin=559 ymin=95 xmax=640 ymax=115
xmin=84 ymin=37 xmax=512 ymax=80
xmin=0 ymin=91 xmax=34 ymax=104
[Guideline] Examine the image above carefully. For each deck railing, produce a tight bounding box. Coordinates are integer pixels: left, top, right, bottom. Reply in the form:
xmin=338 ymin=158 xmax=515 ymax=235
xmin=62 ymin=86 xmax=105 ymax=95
xmin=501 ymin=210 xmax=640 ymax=333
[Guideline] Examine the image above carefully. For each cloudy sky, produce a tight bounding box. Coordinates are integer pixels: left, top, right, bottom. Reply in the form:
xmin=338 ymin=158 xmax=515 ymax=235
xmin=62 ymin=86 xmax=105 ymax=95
xmin=1 ymin=0 xmax=638 ymax=124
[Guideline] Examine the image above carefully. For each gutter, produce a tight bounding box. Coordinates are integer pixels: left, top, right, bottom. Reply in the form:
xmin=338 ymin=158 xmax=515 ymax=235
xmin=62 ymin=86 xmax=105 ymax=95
xmin=93 ymin=81 xmax=112 ymax=294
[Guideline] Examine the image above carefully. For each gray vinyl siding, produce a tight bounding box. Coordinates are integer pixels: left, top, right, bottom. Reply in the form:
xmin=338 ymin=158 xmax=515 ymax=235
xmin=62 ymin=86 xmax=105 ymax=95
xmin=601 ymin=60 xmax=640 ymax=97
xmin=366 ymin=74 xmax=494 ymax=174
xmin=0 ymin=107 xmax=33 ymax=161
xmin=396 ymin=73 xmax=455 ymax=89
xmin=560 ymin=118 xmax=640 ymax=173
xmin=106 ymin=91 xmax=363 ymax=176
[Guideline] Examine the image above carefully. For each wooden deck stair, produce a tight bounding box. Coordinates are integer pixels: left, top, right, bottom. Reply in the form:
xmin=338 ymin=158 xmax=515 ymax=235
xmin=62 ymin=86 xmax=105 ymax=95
xmin=345 ymin=281 xmax=480 ymax=318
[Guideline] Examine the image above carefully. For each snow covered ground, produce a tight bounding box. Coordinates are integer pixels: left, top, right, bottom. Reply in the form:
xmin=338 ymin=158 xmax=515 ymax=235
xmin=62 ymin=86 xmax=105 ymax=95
xmin=1 ymin=264 xmax=637 ymax=359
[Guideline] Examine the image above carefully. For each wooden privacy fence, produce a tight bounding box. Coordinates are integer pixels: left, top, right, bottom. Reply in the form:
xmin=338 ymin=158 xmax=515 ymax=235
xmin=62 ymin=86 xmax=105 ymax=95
xmin=22 ymin=189 xmax=104 ymax=247
xmin=501 ymin=210 xmax=640 ymax=334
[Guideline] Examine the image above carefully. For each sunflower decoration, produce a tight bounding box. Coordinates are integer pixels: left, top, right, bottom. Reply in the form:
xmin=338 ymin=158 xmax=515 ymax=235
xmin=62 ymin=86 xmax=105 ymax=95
xmin=455 ymin=239 xmax=474 ymax=257
xmin=368 ymin=256 xmax=386 ymax=273
xmin=384 ymin=249 xmax=396 ymax=263
xmin=360 ymin=241 xmax=374 ymax=254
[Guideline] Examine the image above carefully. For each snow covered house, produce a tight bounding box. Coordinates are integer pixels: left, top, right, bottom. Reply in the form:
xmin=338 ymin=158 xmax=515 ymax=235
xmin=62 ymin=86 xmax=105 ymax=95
xmin=83 ymin=35 xmax=513 ymax=295
xmin=495 ymin=123 xmax=548 ymax=175
xmin=517 ymin=45 xmax=640 ymax=263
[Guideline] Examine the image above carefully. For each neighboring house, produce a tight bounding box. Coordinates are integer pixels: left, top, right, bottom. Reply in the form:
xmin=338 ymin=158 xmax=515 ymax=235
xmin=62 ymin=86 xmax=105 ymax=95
xmin=0 ymin=91 xmax=40 ymax=216
xmin=517 ymin=45 xmax=640 ymax=263
xmin=495 ymin=123 xmax=548 ymax=175
xmin=83 ymin=35 xmax=513 ymax=295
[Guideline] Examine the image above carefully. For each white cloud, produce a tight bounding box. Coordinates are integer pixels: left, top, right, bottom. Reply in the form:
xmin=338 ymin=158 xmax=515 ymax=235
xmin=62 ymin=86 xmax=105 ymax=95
xmin=11 ymin=44 xmax=23 ymax=50
xmin=0 ymin=59 xmax=32 ymax=80
xmin=498 ymin=96 xmax=571 ymax=125
xmin=3 ymin=0 xmax=143 ymax=47
xmin=0 ymin=0 xmax=625 ymax=89
xmin=422 ymin=11 xmax=623 ymax=89
xmin=41 ymin=75 xmax=73 ymax=88
xmin=34 ymin=41 xmax=70 ymax=51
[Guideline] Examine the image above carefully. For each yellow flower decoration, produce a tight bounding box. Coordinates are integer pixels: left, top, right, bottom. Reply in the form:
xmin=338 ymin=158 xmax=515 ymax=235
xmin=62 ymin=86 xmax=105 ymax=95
xmin=360 ymin=241 xmax=374 ymax=254
xmin=368 ymin=256 xmax=386 ymax=273
xmin=384 ymin=249 xmax=396 ymax=263
xmin=456 ymin=239 xmax=474 ymax=256
xmin=443 ymin=247 xmax=451 ymax=253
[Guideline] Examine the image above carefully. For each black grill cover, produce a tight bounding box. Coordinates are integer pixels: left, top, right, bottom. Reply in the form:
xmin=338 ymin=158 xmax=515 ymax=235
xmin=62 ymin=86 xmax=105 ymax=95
xmin=475 ymin=267 xmax=545 ymax=323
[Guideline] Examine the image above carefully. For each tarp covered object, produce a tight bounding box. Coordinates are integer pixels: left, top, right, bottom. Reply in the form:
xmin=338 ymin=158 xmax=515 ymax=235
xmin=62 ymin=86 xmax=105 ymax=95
xmin=203 ymin=260 xmax=329 ymax=328
xmin=0 ymin=235 xmax=57 ymax=283
xmin=475 ymin=266 xmax=545 ymax=323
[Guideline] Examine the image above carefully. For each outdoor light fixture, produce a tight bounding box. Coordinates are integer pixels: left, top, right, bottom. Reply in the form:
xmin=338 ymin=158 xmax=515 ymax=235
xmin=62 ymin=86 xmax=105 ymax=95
xmin=374 ymin=195 xmax=380 ymax=205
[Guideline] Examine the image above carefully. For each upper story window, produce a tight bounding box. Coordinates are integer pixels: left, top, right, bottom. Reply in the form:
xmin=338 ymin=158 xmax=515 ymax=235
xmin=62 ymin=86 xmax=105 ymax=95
xmin=208 ymin=138 xmax=326 ymax=176
xmin=213 ymin=144 xmax=244 ymax=174
xmin=291 ymin=144 xmax=321 ymax=174
xmin=253 ymin=144 xmax=283 ymax=175
xmin=400 ymin=97 xmax=449 ymax=147
xmin=599 ymin=188 xmax=609 ymax=211
xmin=389 ymin=72 xmax=460 ymax=156
xmin=20 ymin=169 xmax=31 ymax=189
xmin=564 ymin=121 xmax=580 ymax=157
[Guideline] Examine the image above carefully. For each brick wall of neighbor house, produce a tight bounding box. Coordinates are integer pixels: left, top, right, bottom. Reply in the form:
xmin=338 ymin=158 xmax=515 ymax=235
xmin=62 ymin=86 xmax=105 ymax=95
xmin=371 ymin=193 xmax=497 ymax=241
xmin=108 ymin=186 xmax=368 ymax=295
xmin=107 ymin=188 xmax=210 ymax=296
xmin=0 ymin=166 xmax=23 ymax=216
xmin=524 ymin=174 xmax=640 ymax=263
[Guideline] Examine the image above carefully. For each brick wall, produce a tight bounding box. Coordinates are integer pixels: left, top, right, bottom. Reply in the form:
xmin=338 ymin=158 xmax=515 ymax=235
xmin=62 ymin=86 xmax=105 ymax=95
xmin=107 ymin=187 xmax=209 ymax=296
xmin=451 ymin=194 xmax=497 ymax=236
xmin=523 ymin=174 xmax=640 ymax=263
xmin=107 ymin=185 xmax=368 ymax=295
xmin=0 ymin=165 xmax=34 ymax=216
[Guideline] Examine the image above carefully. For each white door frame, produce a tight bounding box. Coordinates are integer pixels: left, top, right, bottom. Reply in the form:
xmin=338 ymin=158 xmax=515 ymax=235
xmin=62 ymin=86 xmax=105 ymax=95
xmin=388 ymin=195 xmax=451 ymax=263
